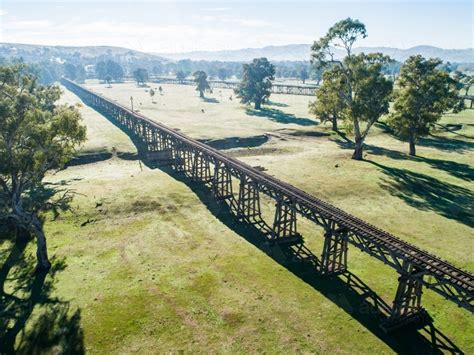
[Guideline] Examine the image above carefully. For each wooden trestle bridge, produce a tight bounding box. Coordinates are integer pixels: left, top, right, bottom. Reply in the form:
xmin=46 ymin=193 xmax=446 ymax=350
xmin=62 ymin=78 xmax=473 ymax=331
xmin=153 ymin=77 xmax=318 ymax=96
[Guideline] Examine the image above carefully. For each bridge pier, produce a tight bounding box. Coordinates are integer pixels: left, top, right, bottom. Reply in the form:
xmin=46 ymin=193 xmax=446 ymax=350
xmin=381 ymin=261 xmax=428 ymax=332
xmin=319 ymin=225 xmax=348 ymax=275
xmin=191 ymin=152 xmax=212 ymax=182
xmin=237 ymin=175 xmax=262 ymax=224
xmin=213 ymin=162 xmax=234 ymax=201
xmin=145 ymin=129 xmax=173 ymax=164
xmin=271 ymin=196 xmax=302 ymax=245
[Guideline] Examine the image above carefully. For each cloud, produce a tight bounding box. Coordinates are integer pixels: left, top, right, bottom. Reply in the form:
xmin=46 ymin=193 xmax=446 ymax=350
xmin=0 ymin=16 xmax=309 ymax=53
xmin=192 ymin=14 xmax=274 ymax=28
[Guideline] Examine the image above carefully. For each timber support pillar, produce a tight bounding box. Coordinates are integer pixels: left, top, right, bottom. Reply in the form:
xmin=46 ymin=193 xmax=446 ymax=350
xmin=271 ymin=196 xmax=302 ymax=245
xmin=191 ymin=152 xmax=212 ymax=182
xmin=173 ymin=142 xmax=187 ymax=173
xmin=319 ymin=225 xmax=348 ymax=275
xmin=145 ymin=129 xmax=173 ymax=165
xmin=381 ymin=261 xmax=428 ymax=332
xmin=237 ymin=174 xmax=262 ymax=224
xmin=213 ymin=162 xmax=234 ymax=201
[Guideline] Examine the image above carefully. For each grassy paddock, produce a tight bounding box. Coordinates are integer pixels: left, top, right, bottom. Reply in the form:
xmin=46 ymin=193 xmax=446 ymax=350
xmin=1 ymin=81 xmax=472 ymax=353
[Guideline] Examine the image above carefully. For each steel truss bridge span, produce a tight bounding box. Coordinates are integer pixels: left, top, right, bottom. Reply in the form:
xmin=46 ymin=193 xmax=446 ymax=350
xmin=62 ymin=78 xmax=473 ymax=331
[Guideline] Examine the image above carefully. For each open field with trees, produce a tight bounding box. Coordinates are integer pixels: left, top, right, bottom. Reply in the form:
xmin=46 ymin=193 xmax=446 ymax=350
xmin=2 ymin=76 xmax=471 ymax=352
xmin=1 ymin=5 xmax=473 ymax=352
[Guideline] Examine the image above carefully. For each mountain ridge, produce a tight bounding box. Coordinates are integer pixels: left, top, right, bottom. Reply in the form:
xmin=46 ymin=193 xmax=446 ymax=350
xmin=157 ymin=44 xmax=474 ymax=63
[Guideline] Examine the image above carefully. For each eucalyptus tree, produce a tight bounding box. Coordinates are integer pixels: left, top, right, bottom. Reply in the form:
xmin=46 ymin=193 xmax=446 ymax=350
xmin=389 ymin=55 xmax=464 ymax=156
xmin=0 ymin=65 xmax=86 ymax=271
xmin=310 ymin=18 xmax=393 ymax=160
xmin=193 ymin=71 xmax=210 ymax=98
xmin=235 ymin=57 xmax=275 ymax=110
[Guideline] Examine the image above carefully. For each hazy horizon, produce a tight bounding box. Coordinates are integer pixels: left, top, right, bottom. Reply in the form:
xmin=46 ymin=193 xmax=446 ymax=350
xmin=1 ymin=1 xmax=473 ymax=54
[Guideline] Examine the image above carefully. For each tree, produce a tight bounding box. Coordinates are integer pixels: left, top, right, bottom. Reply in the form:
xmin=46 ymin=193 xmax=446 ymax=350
xmin=217 ymin=68 xmax=229 ymax=81
xmin=310 ymin=65 xmax=324 ymax=85
xmin=235 ymin=58 xmax=275 ymax=110
xmin=64 ymin=63 xmax=77 ymax=80
xmin=0 ymin=65 xmax=87 ymax=271
xmin=454 ymin=71 xmax=474 ymax=96
xmin=75 ymin=65 xmax=86 ymax=83
xmin=149 ymin=88 xmax=155 ymax=103
xmin=133 ymin=68 xmax=148 ymax=86
xmin=388 ymin=56 xmax=464 ymax=156
xmin=95 ymin=60 xmax=123 ymax=83
xmin=299 ymin=66 xmax=309 ymax=84
xmin=311 ymin=18 xmax=393 ymax=160
xmin=193 ymin=71 xmax=210 ymax=98
xmin=309 ymin=66 xmax=347 ymax=131
xmin=176 ymin=70 xmax=187 ymax=83
xmin=152 ymin=62 xmax=163 ymax=77
xmin=106 ymin=60 xmax=124 ymax=82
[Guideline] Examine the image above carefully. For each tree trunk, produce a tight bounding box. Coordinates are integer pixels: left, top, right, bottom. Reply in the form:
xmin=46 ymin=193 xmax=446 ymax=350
xmin=31 ymin=218 xmax=51 ymax=272
xmin=409 ymin=136 xmax=416 ymax=156
xmin=352 ymin=117 xmax=364 ymax=160
xmin=16 ymin=226 xmax=31 ymax=244
xmin=332 ymin=111 xmax=338 ymax=131
xmin=254 ymin=99 xmax=261 ymax=110
xmin=352 ymin=138 xmax=364 ymax=160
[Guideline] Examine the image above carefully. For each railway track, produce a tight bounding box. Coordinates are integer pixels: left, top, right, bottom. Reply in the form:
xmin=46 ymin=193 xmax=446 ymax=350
xmin=62 ymin=78 xmax=473 ymax=321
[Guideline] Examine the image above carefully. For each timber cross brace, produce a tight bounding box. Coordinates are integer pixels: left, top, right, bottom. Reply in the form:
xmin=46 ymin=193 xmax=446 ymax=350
xmin=61 ymin=78 xmax=473 ymax=332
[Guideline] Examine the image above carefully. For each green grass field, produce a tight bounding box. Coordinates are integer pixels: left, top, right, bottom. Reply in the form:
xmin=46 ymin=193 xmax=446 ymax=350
xmin=1 ymin=80 xmax=472 ymax=353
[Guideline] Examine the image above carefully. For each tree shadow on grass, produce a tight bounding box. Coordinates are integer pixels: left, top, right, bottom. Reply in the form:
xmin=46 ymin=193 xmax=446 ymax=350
xmin=266 ymin=100 xmax=289 ymax=108
xmin=0 ymin=242 xmax=84 ymax=354
xmin=202 ymin=97 xmax=219 ymax=104
xmin=334 ymin=136 xmax=474 ymax=182
xmin=246 ymin=108 xmax=317 ymax=126
xmin=80 ymin=99 xmax=465 ymax=354
xmin=369 ymin=161 xmax=474 ymax=228
xmin=376 ymin=122 xmax=474 ymax=153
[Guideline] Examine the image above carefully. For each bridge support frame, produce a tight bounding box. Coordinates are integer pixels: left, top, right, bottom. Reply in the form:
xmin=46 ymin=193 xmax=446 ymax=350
xmin=192 ymin=152 xmax=212 ymax=182
xmin=237 ymin=175 xmax=262 ymax=224
xmin=381 ymin=261 xmax=428 ymax=332
xmin=213 ymin=162 xmax=234 ymax=201
xmin=319 ymin=225 xmax=348 ymax=275
xmin=271 ymin=196 xmax=301 ymax=244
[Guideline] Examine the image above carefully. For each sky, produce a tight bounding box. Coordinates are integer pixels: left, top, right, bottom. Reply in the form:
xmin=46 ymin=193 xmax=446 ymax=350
xmin=0 ymin=1 xmax=473 ymax=53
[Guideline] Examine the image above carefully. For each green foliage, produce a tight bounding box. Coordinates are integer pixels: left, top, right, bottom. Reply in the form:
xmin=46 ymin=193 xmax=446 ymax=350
xmin=235 ymin=58 xmax=275 ymax=110
xmin=454 ymin=71 xmax=474 ymax=96
xmin=310 ymin=18 xmax=392 ymax=160
xmin=64 ymin=63 xmax=77 ymax=80
xmin=176 ymin=70 xmax=188 ymax=83
xmin=133 ymin=68 xmax=149 ymax=85
xmin=309 ymin=66 xmax=347 ymax=130
xmin=311 ymin=17 xmax=367 ymax=67
xmin=389 ymin=55 xmax=464 ymax=156
xmin=63 ymin=63 xmax=86 ymax=84
xmin=193 ymin=71 xmax=210 ymax=98
xmin=0 ymin=64 xmax=86 ymax=270
xmin=217 ymin=68 xmax=229 ymax=81
xmin=96 ymin=60 xmax=124 ymax=82
xmin=299 ymin=67 xmax=309 ymax=83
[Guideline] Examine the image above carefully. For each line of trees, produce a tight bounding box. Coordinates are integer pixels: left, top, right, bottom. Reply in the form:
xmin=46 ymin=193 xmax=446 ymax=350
xmin=309 ymin=18 xmax=464 ymax=159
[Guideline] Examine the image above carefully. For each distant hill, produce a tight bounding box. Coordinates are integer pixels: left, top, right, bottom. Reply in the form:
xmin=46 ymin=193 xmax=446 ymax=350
xmin=158 ymin=44 xmax=474 ymax=63
xmin=1 ymin=42 xmax=472 ymax=65
xmin=0 ymin=42 xmax=168 ymax=63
